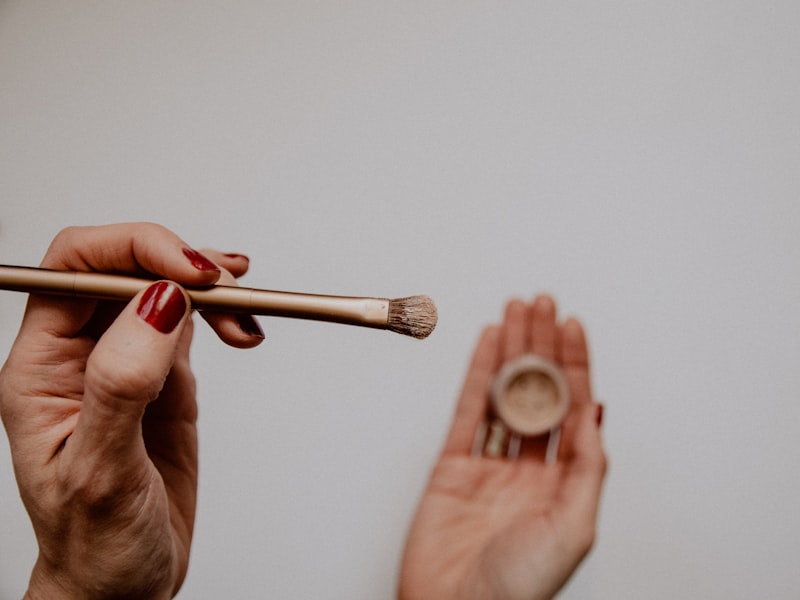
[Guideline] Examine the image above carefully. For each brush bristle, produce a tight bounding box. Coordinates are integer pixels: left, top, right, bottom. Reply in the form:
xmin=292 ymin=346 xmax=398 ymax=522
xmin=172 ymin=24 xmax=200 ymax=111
xmin=387 ymin=295 xmax=437 ymax=339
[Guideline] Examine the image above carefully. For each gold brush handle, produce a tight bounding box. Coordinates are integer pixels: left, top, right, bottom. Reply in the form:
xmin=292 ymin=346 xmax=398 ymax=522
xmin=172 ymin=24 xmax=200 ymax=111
xmin=0 ymin=265 xmax=390 ymax=328
xmin=0 ymin=265 xmax=146 ymax=299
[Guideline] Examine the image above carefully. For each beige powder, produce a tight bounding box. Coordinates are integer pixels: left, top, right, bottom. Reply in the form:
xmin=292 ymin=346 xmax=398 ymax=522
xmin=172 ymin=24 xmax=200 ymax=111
xmin=491 ymin=354 xmax=569 ymax=436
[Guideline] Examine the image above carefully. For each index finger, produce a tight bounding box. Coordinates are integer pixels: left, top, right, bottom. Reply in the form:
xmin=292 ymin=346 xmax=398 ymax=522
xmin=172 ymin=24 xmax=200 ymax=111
xmin=21 ymin=223 xmax=222 ymax=338
xmin=41 ymin=223 xmax=221 ymax=284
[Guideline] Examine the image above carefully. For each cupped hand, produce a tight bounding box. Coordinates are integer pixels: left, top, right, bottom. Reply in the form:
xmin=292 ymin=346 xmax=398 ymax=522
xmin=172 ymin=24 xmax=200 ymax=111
xmin=0 ymin=223 xmax=264 ymax=599
xmin=399 ymin=295 xmax=607 ymax=600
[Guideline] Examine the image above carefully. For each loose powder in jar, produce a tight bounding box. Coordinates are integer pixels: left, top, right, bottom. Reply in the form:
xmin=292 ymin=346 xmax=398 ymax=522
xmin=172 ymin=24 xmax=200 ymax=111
xmin=491 ymin=354 xmax=570 ymax=436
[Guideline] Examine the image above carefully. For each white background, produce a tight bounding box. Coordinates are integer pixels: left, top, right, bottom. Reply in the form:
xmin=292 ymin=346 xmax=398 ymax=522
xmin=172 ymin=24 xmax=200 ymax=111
xmin=1 ymin=2 xmax=799 ymax=598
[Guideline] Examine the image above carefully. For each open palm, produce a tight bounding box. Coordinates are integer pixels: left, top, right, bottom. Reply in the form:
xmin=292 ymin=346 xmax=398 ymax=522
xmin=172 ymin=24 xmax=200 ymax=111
xmin=399 ymin=296 xmax=606 ymax=600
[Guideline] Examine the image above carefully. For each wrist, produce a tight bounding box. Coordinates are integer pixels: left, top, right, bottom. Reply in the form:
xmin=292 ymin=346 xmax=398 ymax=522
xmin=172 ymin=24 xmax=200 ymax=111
xmin=24 ymin=557 xmax=73 ymax=600
xmin=25 ymin=554 xmax=175 ymax=600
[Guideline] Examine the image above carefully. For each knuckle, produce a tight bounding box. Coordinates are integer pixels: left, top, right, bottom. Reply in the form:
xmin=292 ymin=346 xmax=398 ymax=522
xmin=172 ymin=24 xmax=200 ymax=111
xmin=45 ymin=225 xmax=83 ymax=254
xmin=59 ymin=457 xmax=146 ymax=515
xmin=136 ymin=221 xmax=170 ymax=237
xmin=85 ymin=349 xmax=164 ymax=408
xmin=53 ymin=225 xmax=83 ymax=241
xmin=60 ymin=460 xmax=113 ymax=509
xmin=136 ymin=221 xmax=179 ymax=247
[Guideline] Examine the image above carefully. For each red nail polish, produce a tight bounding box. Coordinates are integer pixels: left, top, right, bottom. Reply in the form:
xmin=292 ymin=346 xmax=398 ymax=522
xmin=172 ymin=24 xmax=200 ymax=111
xmin=224 ymin=253 xmax=249 ymax=261
xmin=183 ymin=247 xmax=220 ymax=272
xmin=137 ymin=281 xmax=187 ymax=334
xmin=236 ymin=314 xmax=265 ymax=338
xmin=595 ymin=404 xmax=604 ymax=427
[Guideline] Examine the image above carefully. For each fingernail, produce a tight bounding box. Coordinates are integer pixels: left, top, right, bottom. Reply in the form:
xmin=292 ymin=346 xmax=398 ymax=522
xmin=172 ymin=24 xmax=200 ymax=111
xmin=236 ymin=314 xmax=265 ymax=339
xmin=182 ymin=247 xmax=220 ymax=272
xmin=595 ymin=404 xmax=604 ymax=427
xmin=224 ymin=253 xmax=249 ymax=261
xmin=137 ymin=281 xmax=187 ymax=334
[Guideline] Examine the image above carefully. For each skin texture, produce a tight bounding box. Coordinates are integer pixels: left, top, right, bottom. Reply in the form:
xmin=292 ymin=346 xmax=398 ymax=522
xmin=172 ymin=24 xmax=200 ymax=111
xmin=398 ymin=296 xmax=607 ymax=600
xmin=0 ymin=223 xmax=263 ymax=599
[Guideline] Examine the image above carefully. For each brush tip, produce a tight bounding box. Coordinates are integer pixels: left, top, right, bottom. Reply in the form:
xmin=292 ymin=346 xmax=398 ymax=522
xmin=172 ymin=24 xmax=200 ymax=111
xmin=387 ymin=295 xmax=438 ymax=339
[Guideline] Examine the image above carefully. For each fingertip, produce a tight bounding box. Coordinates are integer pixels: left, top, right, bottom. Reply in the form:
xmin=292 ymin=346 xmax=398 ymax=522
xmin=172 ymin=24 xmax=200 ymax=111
xmin=479 ymin=323 xmax=503 ymax=370
xmin=201 ymin=250 xmax=251 ymax=278
xmin=562 ymin=317 xmax=586 ymax=339
xmin=483 ymin=323 xmax=502 ymax=343
xmin=181 ymin=247 xmax=221 ymax=283
xmin=201 ymin=313 xmax=266 ymax=349
xmin=503 ymin=297 xmax=527 ymax=320
xmin=531 ymin=293 xmax=556 ymax=315
xmin=224 ymin=255 xmax=250 ymax=278
xmin=235 ymin=314 xmax=266 ymax=345
xmin=136 ymin=281 xmax=190 ymax=335
xmin=559 ymin=317 xmax=589 ymax=366
xmin=501 ymin=299 xmax=529 ymax=360
xmin=529 ymin=293 xmax=558 ymax=360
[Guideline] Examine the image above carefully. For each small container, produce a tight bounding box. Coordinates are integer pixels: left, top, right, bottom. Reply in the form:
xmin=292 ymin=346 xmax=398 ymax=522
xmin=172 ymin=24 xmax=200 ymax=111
xmin=490 ymin=354 xmax=570 ymax=437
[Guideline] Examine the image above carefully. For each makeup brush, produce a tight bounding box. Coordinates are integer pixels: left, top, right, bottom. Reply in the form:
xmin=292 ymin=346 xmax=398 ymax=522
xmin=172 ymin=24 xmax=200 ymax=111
xmin=0 ymin=265 xmax=437 ymax=339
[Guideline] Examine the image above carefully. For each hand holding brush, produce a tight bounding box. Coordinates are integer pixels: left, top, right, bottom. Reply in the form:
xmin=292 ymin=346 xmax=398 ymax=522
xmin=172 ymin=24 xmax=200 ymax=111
xmin=0 ymin=226 xmax=437 ymax=341
xmin=0 ymin=222 xmax=434 ymax=598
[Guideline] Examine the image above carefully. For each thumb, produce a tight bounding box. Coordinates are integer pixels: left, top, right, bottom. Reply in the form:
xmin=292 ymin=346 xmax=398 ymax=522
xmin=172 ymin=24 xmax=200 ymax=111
xmin=64 ymin=281 xmax=190 ymax=484
xmin=553 ymin=402 xmax=608 ymax=554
